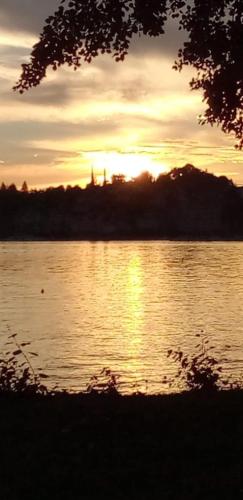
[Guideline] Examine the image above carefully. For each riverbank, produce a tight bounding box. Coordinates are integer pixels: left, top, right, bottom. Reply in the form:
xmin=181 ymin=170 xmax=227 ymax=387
xmin=1 ymin=390 xmax=243 ymax=499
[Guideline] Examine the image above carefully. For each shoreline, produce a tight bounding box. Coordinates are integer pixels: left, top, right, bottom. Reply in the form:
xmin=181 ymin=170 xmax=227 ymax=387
xmin=1 ymin=236 xmax=243 ymax=242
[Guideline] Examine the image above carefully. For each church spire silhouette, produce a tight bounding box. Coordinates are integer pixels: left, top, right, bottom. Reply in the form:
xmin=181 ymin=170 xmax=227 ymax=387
xmin=103 ymin=168 xmax=107 ymax=186
xmin=86 ymin=166 xmax=96 ymax=189
xmin=90 ymin=166 xmax=95 ymax=186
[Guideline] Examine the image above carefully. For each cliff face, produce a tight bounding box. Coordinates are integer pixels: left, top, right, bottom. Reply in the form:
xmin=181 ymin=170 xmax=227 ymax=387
xmin=1 ymin=167 xmax=243 ymax=239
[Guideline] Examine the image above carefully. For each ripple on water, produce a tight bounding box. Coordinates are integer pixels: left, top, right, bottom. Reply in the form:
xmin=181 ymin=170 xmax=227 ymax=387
xmin=1 ymin=241 xmax=243 ymax=393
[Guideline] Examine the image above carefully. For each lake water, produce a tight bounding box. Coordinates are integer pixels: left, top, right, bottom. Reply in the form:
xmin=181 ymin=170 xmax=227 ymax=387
xmin=1 ymin=241 xmax=243 ymax=393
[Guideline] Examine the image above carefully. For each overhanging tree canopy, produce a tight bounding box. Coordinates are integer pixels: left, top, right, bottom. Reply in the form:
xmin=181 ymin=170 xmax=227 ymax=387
xmin=14 ymin=0 xmax=243 ymax=148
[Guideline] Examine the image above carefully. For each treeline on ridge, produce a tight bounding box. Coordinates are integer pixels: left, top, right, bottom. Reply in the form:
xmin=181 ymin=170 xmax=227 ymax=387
xmin=1 ymin=164 xmax=243 ymax=240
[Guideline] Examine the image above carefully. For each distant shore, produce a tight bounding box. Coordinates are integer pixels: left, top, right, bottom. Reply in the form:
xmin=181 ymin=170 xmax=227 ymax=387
xmin=1 ymin=166 xmax=243 ymax=241
xmin=2 ymin=235 xmax=243 ymax=242
xmin=1 ymin=389 xmax=243 ymax=499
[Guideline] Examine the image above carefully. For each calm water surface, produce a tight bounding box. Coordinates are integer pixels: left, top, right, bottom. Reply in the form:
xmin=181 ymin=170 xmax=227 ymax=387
xmin=1 ymin=241 xmax=243 ymax=393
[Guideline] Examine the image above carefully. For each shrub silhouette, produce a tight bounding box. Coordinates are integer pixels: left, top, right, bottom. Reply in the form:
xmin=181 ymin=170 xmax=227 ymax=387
xmin=166 ymin=334 xmax=231 ymax=393
xmin=86 ymin=368 xmax=120 ymax=395
xmin=0 ymin=334 xmax=49 ymax=395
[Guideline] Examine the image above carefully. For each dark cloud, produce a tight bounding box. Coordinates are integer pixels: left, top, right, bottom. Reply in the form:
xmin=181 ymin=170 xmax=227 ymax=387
xmin=10 ymin=81 xmax=71 ymax=106
xmin=0 ymin=144 xmax=79 ymax=168
xmin=0 ymin=1 xmax=59 ymax=35
xmin=129 ymin=18 xmax=186 ymax=60
xmin=0 ymin=118 xmax=120 ymax=142
xmin=0 ymin=117 xmax=122 ymax=168
xmin=120 ymin=77 xmax=151 ymax=102
xmin=1 ymin=63 xmax=163 ymax=108
xmin=0 ymin=1 xmax=184 ymax=61
xmin=0 ymin=2 xmax=187 ymax=109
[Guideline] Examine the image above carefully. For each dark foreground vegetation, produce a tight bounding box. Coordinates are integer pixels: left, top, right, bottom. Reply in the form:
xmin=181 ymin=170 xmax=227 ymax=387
xmin=1 ymin=390 xmax=243 ymax=500
xmin=1 ymin=164 xmax=243 ymax=240
xmin=1 ymin=335 xmax=243 ymax=499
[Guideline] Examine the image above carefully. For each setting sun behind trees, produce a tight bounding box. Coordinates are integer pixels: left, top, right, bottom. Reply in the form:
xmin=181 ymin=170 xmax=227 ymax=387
xmin=86 ymin=152 xmax=168 ymax=183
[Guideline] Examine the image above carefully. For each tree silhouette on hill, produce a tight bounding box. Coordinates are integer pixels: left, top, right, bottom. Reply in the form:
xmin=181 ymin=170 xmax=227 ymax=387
xmin=0 ymin=165 xmax=242 ymax=239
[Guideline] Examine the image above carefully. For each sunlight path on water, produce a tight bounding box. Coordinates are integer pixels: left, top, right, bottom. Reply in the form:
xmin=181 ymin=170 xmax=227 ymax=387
xmin=1 ymin=241 xmax=243 ymax=393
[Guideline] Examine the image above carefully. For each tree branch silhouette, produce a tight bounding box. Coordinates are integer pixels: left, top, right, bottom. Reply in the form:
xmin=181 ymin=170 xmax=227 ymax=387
xmin=14 ymin=0 xmax=243 ymax=148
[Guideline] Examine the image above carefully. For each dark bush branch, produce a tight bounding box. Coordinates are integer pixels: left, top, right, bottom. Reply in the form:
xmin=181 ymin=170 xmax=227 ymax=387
xmin=0 ymin=334 xmax=49 ymax=395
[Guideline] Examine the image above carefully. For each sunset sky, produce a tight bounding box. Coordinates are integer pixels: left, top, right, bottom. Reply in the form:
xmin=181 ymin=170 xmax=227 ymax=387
xmin=0 ymin=0 xmax=242 ymax=189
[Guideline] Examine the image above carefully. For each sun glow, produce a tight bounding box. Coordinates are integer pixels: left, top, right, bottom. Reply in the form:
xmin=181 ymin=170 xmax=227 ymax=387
xmin=85 ymin=151 xmax=168 ymax=181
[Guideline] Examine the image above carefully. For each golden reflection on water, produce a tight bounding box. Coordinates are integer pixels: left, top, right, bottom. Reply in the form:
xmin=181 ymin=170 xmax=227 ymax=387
xmin=1 ymin=241 xmax=243 ymax=393
xmin=126 ymin=255 xmax=144 ymax=333
xmin=121 ymin=254 xmax=144 ymax=380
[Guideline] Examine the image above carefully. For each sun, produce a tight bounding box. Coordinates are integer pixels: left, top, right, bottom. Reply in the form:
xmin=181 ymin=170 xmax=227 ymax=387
xmin=85 ymin=151 xmax=168 ymax=182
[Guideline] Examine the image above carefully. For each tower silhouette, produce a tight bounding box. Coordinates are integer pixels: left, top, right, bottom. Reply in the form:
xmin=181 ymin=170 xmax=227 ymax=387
xmin=90 ymin=166 xmax=95 ymax=186
xmin=103 ymin=168 xmax=107 ymax=186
